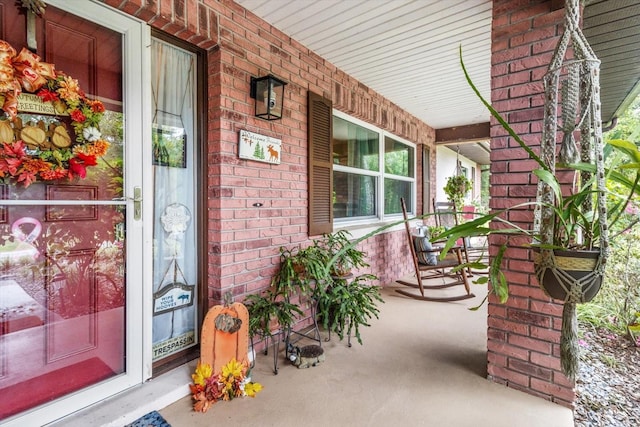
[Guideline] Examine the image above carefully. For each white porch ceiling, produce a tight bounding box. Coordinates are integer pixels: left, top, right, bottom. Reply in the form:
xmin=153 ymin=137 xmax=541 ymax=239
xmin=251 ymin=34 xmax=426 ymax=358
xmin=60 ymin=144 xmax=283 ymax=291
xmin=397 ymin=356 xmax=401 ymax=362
xmin=236 ymin=0 xmax=640 ymax=166
xmin=236 ymin=0 xmax=493 ymax=130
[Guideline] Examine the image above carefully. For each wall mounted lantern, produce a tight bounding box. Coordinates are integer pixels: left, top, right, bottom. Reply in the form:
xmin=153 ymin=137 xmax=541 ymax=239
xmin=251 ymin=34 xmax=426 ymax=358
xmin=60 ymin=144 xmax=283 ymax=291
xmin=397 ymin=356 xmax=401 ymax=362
xmin=250 ymin=74 xmax=287 ymax=120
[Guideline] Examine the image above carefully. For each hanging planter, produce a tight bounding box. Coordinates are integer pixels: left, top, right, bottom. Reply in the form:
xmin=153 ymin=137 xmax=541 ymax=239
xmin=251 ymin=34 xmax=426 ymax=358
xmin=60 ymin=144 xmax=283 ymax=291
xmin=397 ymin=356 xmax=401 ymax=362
xmin=444 ymin=174 xmax=470 ymax=211
xmin=533 ymin=248 xmax=603 ymax=303
xmin=530 ymin=0 xmax=610 ymax=381
xmin=449 ymin=0 xmax=640 ymax=383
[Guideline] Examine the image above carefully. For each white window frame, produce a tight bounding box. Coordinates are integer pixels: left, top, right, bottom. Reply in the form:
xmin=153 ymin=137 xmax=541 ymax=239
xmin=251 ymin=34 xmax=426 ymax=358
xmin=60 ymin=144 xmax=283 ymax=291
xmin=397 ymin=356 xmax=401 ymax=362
xmin=332 ymin=110 xmax=417 ymax=236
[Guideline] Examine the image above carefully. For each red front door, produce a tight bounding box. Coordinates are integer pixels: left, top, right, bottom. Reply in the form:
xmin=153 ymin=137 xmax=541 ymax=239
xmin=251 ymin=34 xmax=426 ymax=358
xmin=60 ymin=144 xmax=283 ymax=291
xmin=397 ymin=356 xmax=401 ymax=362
xmin=0 ymin=2 xmax=127 ymax=420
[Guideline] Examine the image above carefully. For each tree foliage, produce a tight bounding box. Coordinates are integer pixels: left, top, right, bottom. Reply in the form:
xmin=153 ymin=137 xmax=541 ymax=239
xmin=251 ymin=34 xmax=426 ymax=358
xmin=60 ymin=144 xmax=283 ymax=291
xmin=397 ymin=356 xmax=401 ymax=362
xmin=579 ymin=95 xmax=640 ymax=339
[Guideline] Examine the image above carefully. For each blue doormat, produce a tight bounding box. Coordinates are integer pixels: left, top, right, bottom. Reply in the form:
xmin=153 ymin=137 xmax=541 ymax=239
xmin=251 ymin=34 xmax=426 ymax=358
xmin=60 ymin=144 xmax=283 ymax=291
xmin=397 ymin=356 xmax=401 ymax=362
xmin=126 ymin=411 xmax=171 ymax=427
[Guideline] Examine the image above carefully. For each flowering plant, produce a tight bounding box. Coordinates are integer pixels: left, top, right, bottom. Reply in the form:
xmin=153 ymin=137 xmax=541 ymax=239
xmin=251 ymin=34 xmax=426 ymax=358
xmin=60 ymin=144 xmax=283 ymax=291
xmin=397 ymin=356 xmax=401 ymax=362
xmin=0 ymin=39 xmax=109 ymax=186
xmin=189 ymin=358 xmax=262 ymax=413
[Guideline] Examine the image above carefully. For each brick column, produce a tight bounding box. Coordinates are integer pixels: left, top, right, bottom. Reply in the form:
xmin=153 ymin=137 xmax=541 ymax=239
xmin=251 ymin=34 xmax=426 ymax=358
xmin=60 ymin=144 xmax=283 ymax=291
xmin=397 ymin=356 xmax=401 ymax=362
xmin=487 ymin=0 xmax=574 ymax=406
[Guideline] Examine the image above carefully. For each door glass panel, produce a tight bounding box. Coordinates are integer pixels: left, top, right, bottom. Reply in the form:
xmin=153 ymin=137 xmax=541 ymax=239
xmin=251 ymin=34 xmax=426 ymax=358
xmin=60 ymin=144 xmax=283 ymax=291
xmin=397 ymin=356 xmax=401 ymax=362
xmin=0 ymin=3 xmax=125 ymax=420
xmin=151 ymin=39 xmax=198 ymax=362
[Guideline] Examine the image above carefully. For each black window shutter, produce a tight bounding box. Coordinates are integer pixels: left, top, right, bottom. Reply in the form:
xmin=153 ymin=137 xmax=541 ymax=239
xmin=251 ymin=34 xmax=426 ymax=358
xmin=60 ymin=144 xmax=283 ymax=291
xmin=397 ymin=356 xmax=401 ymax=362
xmin=308 ymin=91 xmax=333 ymax=236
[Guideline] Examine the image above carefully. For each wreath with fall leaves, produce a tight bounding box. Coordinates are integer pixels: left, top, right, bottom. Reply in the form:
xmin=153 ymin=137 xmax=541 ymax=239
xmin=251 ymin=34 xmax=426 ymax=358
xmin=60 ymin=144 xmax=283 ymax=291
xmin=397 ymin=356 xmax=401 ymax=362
xmin=0 ymin=39 xmax=109 ymax=187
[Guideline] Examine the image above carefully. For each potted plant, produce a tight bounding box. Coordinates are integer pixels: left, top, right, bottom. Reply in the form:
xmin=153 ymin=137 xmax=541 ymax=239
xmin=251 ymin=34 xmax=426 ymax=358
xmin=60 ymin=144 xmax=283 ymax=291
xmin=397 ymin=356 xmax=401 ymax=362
xmin=245 ymin=289 xmax=303 ymax=340
xmin=247 ymin=232 xmax=383 ymax=366
xmin=444 ymin=174 xmax=471 ymax=211
xmin=271 ymin=245 xmax=329 ymax=297
xmin=435 ymin=48 xmax=640 ymax=379
xmin=446 ymin=50 xmax=640 ymax=305
xmin=244 ymin=288 xmax=304 ymax=374
xmin=315 ymin=273 xmax=383 ymax=346
xmin=299 ymin=231 xmax=382 ymax=345
xmin=426 ymin=225 xmax=445 ymax=241
xmin=246 ymin=245 xmax=325 ymax=350
xmin=320 ymin=230 xmax=369 ymax=277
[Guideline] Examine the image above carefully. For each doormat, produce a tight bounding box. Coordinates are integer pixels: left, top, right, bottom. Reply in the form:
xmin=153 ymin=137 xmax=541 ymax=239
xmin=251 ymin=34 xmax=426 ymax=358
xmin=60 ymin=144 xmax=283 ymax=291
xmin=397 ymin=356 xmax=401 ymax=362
xmin=126 ymin=411 xmax=171 ymax=427
xmin=0 ymin=357 xmax=115 ymax=420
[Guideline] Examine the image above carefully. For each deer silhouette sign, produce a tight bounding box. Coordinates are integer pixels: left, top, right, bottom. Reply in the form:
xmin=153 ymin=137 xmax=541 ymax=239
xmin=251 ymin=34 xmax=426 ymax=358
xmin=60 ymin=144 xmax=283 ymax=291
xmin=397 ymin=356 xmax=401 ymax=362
xmin=267 ymin=144 xmax=279 ymax=163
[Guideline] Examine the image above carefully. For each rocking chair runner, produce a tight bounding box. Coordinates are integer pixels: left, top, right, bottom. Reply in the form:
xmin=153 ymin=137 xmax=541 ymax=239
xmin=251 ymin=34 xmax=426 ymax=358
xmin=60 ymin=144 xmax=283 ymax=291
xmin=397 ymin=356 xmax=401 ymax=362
xmin=395 ymin=198 xmax=475 ymax=302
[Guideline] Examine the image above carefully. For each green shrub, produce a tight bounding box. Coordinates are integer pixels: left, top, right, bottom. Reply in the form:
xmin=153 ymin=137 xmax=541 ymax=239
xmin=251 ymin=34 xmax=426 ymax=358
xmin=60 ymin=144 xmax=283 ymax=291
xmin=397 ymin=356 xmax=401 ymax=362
xmin=578 ymin=228 xmax=640 ymax=336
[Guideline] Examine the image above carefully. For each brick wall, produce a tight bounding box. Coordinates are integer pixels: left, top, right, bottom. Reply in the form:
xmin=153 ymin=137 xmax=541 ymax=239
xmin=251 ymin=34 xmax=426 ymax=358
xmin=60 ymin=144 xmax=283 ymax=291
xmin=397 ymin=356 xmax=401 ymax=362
xmin=100 ymin=0 xmax=432 ymax=304
xmin=488 ymin=0 xmax=574 ymax=406
xmin=100 ymin=0 xmax=576 ymax=408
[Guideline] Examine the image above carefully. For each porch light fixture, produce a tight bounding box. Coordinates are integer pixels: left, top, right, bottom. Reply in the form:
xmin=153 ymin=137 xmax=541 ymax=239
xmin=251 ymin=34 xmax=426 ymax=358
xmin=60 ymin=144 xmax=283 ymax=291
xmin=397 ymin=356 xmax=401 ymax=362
xmin=250 ymin=74 xmax=287 ymax=120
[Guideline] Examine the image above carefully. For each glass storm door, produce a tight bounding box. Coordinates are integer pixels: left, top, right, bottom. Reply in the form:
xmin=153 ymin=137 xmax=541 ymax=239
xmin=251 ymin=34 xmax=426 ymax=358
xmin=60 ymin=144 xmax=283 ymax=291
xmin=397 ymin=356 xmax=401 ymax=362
xmin=0 ymin=1 xmax=146 ymax=424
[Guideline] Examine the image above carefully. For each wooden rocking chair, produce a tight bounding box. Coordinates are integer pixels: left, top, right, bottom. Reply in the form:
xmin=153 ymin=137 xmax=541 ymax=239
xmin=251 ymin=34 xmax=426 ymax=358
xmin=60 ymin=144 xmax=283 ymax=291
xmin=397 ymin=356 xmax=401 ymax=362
xmin=433 ymin=199 xmax=488 ymax=276
xmin=395 ymin=198 xmax=475 ymax=302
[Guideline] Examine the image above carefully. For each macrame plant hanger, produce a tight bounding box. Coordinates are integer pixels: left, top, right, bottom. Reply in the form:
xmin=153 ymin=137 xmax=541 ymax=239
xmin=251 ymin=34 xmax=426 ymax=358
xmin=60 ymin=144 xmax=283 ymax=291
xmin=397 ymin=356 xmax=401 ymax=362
xmin=533 ymin=0 xmax=608 ymax=381
xmin=454 ymin=146 xmax=465 ymax=182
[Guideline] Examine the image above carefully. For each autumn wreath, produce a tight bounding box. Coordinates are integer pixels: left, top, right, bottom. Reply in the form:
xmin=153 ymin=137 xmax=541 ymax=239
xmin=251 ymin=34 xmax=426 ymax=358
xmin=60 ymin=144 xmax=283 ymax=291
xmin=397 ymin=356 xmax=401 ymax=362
xmin=0 ymin=39 xmax=109 ymax=186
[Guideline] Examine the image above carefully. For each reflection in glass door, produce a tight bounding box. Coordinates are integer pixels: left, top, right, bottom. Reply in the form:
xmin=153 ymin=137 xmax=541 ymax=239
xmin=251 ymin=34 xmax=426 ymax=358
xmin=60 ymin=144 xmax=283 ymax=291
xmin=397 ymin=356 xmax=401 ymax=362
xmin=0 ymin=77 xmax=125 ymax=424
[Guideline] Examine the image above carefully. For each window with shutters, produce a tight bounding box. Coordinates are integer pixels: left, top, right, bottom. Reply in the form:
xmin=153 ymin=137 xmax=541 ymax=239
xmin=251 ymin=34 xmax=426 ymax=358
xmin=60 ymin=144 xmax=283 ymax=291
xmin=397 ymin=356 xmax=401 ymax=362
xmin=308 ymin=92 xmax=416 ymax=234
xmin=333 ymin=110 xmax=416 ymax=223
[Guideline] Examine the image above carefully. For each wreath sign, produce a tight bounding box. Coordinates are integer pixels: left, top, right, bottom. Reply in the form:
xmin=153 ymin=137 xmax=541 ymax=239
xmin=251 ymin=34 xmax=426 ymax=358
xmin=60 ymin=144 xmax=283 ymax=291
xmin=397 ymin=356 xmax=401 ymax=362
xmin=0 ymin=39 xmax=109 ymax=187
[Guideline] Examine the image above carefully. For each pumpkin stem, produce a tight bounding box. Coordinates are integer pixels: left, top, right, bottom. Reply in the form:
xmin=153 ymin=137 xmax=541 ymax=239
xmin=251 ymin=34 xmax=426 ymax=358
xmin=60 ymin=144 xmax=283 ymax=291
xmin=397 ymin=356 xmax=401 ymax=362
xmin=223 ymin=291 xmax=233 ymax=307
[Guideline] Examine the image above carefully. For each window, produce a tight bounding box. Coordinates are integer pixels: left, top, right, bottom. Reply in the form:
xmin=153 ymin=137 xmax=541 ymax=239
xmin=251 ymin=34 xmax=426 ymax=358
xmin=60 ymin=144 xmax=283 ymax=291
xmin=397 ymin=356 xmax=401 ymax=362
xmin=332 ymin=111 xmax=416 ymax=221
xmin=307 ymin=93 xmax=416 ymax=234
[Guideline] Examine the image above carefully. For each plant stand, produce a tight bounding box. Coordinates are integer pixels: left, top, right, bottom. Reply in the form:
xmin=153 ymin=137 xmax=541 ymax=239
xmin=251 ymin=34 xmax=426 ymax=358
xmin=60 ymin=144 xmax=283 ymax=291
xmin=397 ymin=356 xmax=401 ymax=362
xmin=284 ymin=297 xmax=323 ymax=360
xmin=250 ymin=328 xmax=283 ymax=375
xmin=324 ymin=316 xmax=352 ymax=347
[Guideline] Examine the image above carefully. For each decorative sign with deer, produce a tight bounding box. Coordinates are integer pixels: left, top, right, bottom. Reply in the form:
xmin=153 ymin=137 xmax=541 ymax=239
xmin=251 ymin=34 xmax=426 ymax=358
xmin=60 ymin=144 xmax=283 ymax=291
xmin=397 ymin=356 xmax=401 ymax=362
xmin=238 ymin=129 xmax=281 ymax=165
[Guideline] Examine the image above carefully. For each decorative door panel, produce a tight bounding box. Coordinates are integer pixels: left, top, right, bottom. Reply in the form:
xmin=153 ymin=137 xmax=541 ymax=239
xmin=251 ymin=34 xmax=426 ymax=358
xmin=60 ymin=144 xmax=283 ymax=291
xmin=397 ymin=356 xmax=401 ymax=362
xmin=46 ymin=247 xmax=98 ymax=361
xmin=42 ymin=9 xmax=123 ymax=110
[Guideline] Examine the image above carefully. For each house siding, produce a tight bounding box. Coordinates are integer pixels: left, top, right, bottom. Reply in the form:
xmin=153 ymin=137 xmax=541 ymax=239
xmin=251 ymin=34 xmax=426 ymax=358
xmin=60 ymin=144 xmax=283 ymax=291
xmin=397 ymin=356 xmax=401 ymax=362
xmin=489 ymin=0 xmax=574 ymax=407
xmin=99 ymin=0 xmax=574 ymax=407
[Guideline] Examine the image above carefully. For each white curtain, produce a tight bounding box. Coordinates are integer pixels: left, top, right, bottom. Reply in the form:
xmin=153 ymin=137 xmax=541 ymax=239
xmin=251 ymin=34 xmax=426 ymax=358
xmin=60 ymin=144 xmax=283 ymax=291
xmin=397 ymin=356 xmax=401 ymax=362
xmin=151 ymin=39 xmax=197 ymax=348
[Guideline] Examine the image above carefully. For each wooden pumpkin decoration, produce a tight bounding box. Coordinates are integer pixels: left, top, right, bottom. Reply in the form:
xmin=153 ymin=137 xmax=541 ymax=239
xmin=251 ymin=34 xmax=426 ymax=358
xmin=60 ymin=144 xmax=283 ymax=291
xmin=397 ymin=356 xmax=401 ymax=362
xmin=200 ymin=295 xmax=249 ymax=374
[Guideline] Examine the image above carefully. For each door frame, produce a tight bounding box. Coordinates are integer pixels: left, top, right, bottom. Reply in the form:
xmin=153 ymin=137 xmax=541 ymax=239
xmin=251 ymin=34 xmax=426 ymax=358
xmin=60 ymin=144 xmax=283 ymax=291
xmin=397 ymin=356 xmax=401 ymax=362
xmin=2 ymin=1 xmax=151 ymax=425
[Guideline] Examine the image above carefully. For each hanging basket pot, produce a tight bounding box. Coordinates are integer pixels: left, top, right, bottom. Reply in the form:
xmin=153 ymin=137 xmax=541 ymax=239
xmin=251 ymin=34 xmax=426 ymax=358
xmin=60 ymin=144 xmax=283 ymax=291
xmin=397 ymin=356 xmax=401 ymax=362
xmin=533 ymin=248 xmax=603 ymax=303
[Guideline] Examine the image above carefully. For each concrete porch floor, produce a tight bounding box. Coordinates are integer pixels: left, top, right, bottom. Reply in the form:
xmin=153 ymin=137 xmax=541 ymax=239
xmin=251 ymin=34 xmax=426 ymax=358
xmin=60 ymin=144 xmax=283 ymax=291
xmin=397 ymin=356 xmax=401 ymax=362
xmin=55 ymin=277 xmax=574 ymax=426
xmin=159 ymin=280 xmax=573 ymax=427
